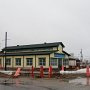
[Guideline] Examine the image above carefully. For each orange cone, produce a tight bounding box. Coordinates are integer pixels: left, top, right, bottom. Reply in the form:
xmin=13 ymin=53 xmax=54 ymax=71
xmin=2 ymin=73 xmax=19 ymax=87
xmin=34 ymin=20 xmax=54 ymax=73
xmin=14 ymin=68 xmax=21 ymax=77
xmin=86 ymin=66 xmax=90 ymax=77
xmin=61 ymin=66 xmax=64 ymax=71
xmin=48 ymin=66 xmax=52 ymax=78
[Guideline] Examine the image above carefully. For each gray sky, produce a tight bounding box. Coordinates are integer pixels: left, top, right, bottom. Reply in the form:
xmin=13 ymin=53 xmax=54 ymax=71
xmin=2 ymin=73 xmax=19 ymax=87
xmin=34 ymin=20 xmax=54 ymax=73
xmin=0 ymin=0 xmax=90 ymax=60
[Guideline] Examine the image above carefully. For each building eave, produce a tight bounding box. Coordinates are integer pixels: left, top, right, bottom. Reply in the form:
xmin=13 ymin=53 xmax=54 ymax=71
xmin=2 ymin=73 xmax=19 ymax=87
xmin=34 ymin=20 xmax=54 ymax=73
xmin=0 ymin=50 xmax=57 ymax=56
xmin=63 ymin=51 xmax=70 ymax=56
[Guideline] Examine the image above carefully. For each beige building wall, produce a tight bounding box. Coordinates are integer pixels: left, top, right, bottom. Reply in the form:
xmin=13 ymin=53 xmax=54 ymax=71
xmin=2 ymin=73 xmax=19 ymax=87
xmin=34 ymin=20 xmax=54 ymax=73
xmin=69 ymin=60 xmax=76 ymax=66
xmin=50 ymin=53 xmax=54 ymax=58
xmin=24 ymin=55 xmax=35 ymax=68
xmin=0 ymin=55 xmax=51 ymax=68
xmin=65 ymin=55 xmax=69 ymax=59
xmin=53 ymin=47 xmax=57 ymax=50
xmin=36 ymin=55 xmax=49 ymax=68
xmin=0 ymin=57 xmax=3 ymax=67
xmin=57 ymin=45 xmax=63 ymax=53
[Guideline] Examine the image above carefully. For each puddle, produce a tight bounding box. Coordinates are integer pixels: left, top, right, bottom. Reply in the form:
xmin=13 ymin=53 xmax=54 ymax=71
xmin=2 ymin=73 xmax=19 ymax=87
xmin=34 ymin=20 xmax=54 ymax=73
xmin=69 ymin=77 xmax=90 ymax=86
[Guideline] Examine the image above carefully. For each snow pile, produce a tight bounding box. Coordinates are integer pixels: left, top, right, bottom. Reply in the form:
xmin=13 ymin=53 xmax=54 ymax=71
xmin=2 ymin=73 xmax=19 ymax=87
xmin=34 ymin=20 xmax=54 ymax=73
xmin=0 ymin=70 xmax=14 ymax=75
xmin=77 ymin=68 xmax=86 ymax=73
xmin=60 ymin=68 xmax=89 ymax=74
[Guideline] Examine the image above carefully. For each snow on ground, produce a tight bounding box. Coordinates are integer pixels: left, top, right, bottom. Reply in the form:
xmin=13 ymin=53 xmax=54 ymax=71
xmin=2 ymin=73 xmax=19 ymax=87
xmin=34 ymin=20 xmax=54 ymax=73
xmin=60 ymin=68 xmax=90 ymax=74
xmin=0 ymin=70 xmax=14 ymax=75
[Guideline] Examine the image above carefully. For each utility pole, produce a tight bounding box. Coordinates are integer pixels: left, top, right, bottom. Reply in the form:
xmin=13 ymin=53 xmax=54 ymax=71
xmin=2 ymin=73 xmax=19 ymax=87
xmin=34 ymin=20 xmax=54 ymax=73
xmin=5 ymin=32 xmax=7 ymax=71
xmin=80 ymin=49 xmax=83 ymax=68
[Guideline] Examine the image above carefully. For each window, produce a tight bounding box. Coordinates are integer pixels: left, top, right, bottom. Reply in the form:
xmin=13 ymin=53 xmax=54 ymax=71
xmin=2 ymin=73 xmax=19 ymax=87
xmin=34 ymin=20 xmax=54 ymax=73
xmin=6 ymin=58 xmax=11 ymax=65
xmin=39 ymin=58 xmax=46 ymax=66
xmin=15 ymin=58 xmax=21 ymax=66
xmin=58 ymin=58 xmax=62 ymax=66
xmin=26 ymin=58 xmax=33 ymax=65
xmin=50 ymin=58 xmax=57 ymax=66
xmin=63 ymin=59 xmax=69 ymax=65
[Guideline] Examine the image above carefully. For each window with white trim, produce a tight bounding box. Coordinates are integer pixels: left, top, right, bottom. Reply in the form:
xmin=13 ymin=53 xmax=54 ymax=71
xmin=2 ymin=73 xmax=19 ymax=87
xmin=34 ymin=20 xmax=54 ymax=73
xmin=15 ymin=58 xmax=21 ymax=66
xmin=38 ymin=58 xmax=46 ymax=66
xmin=50 ymin=58 xmax=57 ymax=66
xmin=6 ymin=58 xmax=11 ymax=65
xmin=26 ymin=58 xmax=33 ymax=65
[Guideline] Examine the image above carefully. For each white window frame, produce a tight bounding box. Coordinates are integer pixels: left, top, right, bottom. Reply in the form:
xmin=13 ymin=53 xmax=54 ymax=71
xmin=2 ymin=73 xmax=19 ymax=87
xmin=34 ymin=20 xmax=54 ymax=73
xmin=38 ymin=58 xmax=46 ymax=66
xmin=15 ymin=58 xmax=21 ymax=66
xmin=6 ymin=58 xmax=11 ymax=65
xmin=50 ymin=58 xmax=57 ymax=66
xmin=26 ymin=58 xmax=33 ymax=66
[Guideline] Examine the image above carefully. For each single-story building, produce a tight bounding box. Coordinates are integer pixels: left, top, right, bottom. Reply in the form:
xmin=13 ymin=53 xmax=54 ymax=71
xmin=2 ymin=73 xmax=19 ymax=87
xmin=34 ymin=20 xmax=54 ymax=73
xmin=0 ymin=42 xmax=70 ymax=70
xmin=69 ymin=53 xmax=80 ymax=69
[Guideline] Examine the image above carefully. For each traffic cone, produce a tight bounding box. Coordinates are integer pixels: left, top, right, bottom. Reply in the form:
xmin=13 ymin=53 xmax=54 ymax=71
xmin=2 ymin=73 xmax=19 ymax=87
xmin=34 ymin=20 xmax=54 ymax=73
xmin=61 ymin=66 xmax=64 ymax=71
xmin=14 ymin=68 xmax=21 ymax=77
xmin=48 ymin=66 xmax=52 ymax=78
xmin=86 ymin=66 xmax=90 ymax=77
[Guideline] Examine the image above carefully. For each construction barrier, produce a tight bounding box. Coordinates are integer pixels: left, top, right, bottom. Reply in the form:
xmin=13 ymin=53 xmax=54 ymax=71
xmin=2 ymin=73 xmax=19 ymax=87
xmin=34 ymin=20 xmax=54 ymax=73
xmin=48 ymin=66 xmax=52 ymax=78
xmin=40 ymin=66 xmax=44 ymax=78
xmin=14 ymin=67 xmax=21 ymax=77
xmin=61 ymin=66 xmax=64 ymax=71
xmin=86 ymin=66 xmax=90 ymax=77
xmin=31 ymin=66 xmax=34 ymax=78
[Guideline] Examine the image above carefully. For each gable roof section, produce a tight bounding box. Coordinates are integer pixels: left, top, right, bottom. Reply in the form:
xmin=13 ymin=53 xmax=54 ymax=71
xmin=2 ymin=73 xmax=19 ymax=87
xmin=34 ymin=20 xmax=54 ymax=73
xmin=63 ymin=51 xmax=70 ymax=56
xmin=2 ymin=42 xmax=65 ymax=51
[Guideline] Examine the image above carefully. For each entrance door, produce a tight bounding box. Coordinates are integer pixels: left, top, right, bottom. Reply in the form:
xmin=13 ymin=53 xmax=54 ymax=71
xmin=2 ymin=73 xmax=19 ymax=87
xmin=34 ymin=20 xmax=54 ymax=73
xmin=58 ymin=58 xmax=62 ymax=70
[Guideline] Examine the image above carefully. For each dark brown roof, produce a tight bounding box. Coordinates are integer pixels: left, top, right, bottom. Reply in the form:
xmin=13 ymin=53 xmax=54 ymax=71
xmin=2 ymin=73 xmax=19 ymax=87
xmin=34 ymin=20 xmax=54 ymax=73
xmin=2 ymin=42 xmax=65 ymax=51
xmin=63 ymin=51 xmax=70 ymax=56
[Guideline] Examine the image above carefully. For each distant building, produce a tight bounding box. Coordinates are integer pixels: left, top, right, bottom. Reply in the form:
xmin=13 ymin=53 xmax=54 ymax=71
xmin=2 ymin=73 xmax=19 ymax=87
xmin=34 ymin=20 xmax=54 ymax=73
xmin=69 ymin=53 xmax=80 ymax=69
xmin=0 ymin=42 xmax=70 ymax=70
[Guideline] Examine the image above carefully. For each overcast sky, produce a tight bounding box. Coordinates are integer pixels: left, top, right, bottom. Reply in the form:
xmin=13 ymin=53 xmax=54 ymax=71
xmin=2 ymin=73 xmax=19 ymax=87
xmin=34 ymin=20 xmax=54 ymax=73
xmin=0 ymin=0 xmax=90 ymax=60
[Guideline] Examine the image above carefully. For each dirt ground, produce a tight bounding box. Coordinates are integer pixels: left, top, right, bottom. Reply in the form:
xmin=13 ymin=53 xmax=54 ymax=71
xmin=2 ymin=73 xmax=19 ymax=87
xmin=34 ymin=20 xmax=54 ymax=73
xmin=0 ymin=77 xmax=90 ymax=90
